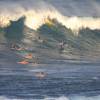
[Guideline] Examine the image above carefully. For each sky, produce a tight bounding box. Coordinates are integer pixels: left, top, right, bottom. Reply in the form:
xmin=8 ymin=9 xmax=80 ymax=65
xmin=0 ymin=0 xmax=100 ymax=17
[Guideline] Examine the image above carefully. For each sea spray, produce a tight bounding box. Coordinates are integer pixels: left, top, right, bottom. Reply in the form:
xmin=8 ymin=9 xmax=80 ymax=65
xmin=0 ymin=0 xmax=100 ymax=35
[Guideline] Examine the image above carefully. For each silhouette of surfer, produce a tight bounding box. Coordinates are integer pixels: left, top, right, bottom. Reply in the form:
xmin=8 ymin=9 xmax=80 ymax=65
xmin=11 ymin=43 xmax=25 ymax=51
xmin=11 ymin=43 xmax=19 ymax=49
xmin=37 ymin=36 xmax=44 ymax=43
xmin=58 ymin=40 xmax=65 ymax=52
xmin=38 ymin=36 xmax=41 ymax=40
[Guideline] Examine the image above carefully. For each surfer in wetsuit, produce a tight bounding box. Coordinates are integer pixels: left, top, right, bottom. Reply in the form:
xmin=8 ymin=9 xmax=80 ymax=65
xmin=38 ymin=36 xmax=44 ymax=43
xmin=17 ymin=53 xmax=39 ymax=65
xmin=10 ymin=43 xmax=26 ymax=51
xmin=38 ymin=36 xmax=41 ymax=40
xmin=17 ymin=53 xmax=33 ymax=64
xmin=24 ymin=53 xmax=33 ymax=59
xmin=11 ymin=43 xmax=19 ymax=49
xmin=35 ymin=72 xmax=47 ymax=79
xmin=58 ymin=40 xmax=65 ymax=52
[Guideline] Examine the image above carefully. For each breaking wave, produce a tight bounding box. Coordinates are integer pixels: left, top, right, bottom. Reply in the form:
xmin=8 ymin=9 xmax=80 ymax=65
xmin=0 ymin=0 xmax=100 ymax=35
xmin=0 ymin=0 xmax=100 ymax=62
xmin=0 ymin=15 xmax=100 ymax=62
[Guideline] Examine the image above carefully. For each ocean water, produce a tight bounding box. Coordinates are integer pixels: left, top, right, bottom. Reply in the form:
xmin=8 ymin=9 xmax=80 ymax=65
xmin=0 ymin=0 xmax=100 ymax=99
xmin=1 ymin=24 xmax=100 ymax=100
xmin=0 ymin=43 xmax=100 ymax=100
xmin=0 ymin=23 xmax=100 ymax=100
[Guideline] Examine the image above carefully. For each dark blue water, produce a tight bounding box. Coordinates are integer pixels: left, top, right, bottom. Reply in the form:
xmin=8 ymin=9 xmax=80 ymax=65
xmin=0 ymin=44 xmax=100 ymax=100
xmin=0 ymin=59 xmax=100 ymax=99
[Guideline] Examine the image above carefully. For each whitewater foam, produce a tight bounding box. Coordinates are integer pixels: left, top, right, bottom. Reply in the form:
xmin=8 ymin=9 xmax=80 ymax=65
xmin=1 ymin=95 xmax=100 ymax=100
xmin=0 ymin=0 xmax=100 ymax=35
xmin=44 ymin=95 xmax=100 ymax=100
xmin=0 ymin=96 xmax=23 ymax=100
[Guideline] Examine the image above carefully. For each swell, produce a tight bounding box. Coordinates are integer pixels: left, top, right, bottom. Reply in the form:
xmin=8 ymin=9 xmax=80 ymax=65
xmin=0 ymin=0 xmax=100 ymax=35
xmin=0 ymin=17 xmax=100 ymax=62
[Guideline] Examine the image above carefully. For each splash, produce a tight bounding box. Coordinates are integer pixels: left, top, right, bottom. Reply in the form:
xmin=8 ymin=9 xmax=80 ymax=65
xmin=0 ymin=0 xmax=100 ymax=35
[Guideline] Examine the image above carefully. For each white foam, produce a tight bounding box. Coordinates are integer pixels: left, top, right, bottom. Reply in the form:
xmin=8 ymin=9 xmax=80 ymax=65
xmin=0 ymin=96 xmax=23 ymax=100
xmin=44 ymin=95 xmax=100 ymax=100
xmin=0 ymin=0 xmax=100 ymax=35
xmin=0 ymin=95 xmax=100 ymax=100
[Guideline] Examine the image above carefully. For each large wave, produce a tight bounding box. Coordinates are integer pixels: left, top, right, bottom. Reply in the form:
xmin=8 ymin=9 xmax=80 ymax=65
xmin=0 ymin=0 xmax=100 ymax=61
xmin=0 ymin=0 xmax=100 ymax=35
xmin=0 ymin=15 xmax=100 ymax=58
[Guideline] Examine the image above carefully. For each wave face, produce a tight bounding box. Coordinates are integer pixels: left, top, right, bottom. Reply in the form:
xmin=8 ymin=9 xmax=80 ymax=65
xmin=37 ymin=20 xmax=100 ymax=61
xmin=0 ymin=0 xmax=100 ymax=34
xmin=0 ymin=0 xmax=100 ymax=59
xmin=0 ymin=17 xmax=100 ymax=63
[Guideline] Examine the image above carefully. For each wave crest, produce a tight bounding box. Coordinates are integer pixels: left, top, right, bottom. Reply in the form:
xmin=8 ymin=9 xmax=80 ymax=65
xmin=0 ymin=0 xmax=100 ymax=35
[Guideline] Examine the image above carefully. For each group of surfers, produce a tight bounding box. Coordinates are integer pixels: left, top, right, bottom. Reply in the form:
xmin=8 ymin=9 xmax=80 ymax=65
xmin=10 ymin=43 xmax=36 ymax=65
xmin=10 ymin=43 xmax=47 ymax=79
xmin=10 ymin=39 xmax=66 ymax=64
xmin=9 ymin=38 xmax=66 ymax=78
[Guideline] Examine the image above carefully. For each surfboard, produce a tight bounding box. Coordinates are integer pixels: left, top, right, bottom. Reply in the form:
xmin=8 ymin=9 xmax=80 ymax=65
xmin=17 ymin=60 xmax=29 ymax=65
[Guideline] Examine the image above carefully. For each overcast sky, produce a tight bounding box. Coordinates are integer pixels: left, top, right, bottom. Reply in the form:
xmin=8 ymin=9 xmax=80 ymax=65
xmin=0 ymin=0 xmax=100 ymax=17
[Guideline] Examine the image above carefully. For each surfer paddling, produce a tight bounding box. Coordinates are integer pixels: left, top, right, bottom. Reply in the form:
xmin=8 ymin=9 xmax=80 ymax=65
xmin=10 ymin=43 xmax=38 ymax=65
xmin=37 ymin=36 xmax=44 ymax=43
xmin=17 ymin=60 xmax=29 ymax=65
xmin=17 ymin=53 xmax=33 ymax=65
xmin=24 ymin=53 xmax=33 ymax=59
xmin=11 ymin=43 xmax=25 ymax=51
xmin=17 ymin=53 xmax=39 ymax=65
xmin=35 ymin=72 xmax=47 ymax=79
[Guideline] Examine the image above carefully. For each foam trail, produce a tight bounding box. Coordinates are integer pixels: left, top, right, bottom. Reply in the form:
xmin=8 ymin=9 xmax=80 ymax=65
xmin=0 ymin=0 xmax=100 ymax=35
xmin=44 ymin=95 xmax=100 ymax=100
xmin=0 ymin=96 xmax=23 ymax=100
xmin=1 ymin=95 xmax=100 ymax=100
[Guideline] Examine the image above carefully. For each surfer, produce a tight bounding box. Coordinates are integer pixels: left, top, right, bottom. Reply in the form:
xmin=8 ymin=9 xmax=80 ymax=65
xmin=11 ymin=43 xmax=25 ymax=51
xmin=38 ymin=36 xmax=41 ymax=40
xmin=24 ymin=53 xmax=33 ymax=59
xmin=35 ymin=72 xmax=47 ymax=79
xmin=17 ymin=53 xmax=33 ymax=65
xmin=58 ymin=40 xmax=65 ymax=52
xmin=17 ymin=53 xmax=39 ymax=65
xmin=37 ymin=36 xmax=44 ymax=43
xmin=11 ymin=43 xmax=19 ymax=50
xmin=17 ymin=60 xmax=29 ymax=65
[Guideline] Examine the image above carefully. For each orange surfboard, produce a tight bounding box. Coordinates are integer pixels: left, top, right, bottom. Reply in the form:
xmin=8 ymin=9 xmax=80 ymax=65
xmin=17 ymin=60 xmax=29 ymax=65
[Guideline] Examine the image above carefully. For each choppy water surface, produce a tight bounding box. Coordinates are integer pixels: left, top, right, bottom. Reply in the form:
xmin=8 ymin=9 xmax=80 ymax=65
xmin=0 ymin=8 xmax=100 ymax=99
xmin=0 ymin=44 xmax=100 ymax=100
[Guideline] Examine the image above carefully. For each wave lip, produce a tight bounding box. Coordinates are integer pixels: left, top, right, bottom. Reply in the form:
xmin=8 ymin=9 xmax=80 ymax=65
xmin=0 ymin=0 xmax=100 ymax=35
